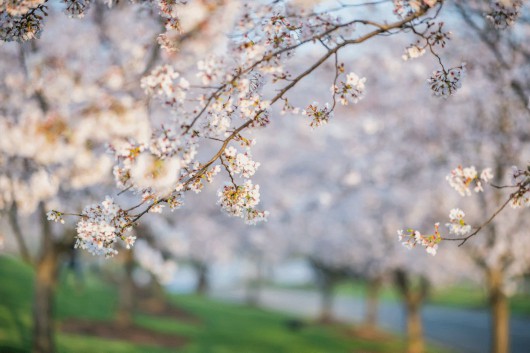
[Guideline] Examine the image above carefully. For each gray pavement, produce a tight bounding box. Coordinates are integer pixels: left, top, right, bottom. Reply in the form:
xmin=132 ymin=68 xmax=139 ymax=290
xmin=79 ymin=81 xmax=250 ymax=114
xmin=212 ymin=287 xmax=530 ymax=353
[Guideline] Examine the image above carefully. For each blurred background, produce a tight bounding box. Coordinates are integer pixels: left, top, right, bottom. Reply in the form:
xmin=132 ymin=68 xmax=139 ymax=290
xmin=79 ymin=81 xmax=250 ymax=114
xmin=0 ymin=1 xmax=529 ymax=353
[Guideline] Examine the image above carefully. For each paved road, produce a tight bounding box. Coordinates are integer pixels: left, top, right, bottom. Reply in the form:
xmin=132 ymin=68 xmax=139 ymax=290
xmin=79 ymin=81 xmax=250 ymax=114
xmin=212 ymin=288 xmax=530 ymax=353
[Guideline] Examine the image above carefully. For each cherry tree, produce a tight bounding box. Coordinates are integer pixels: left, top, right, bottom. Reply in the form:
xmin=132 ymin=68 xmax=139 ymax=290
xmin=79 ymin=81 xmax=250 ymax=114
xmin=396 ymin=3 xmax=530 ymax=352
xmin=0 ymin=0 xmax=235 ymax=350
xmin=0 ymin=6 xmax=156 ymax=350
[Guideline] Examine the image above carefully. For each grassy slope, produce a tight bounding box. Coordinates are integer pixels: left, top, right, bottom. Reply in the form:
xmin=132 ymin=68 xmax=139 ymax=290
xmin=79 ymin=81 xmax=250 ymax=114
xmin=0 ymin=256 xmax=449 ymax=353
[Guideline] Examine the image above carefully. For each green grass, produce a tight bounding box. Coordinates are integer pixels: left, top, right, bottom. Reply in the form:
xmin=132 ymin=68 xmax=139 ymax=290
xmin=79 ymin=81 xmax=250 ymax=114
xmin=0 ymin=255 xmax=164 ymax=353
xmin=428 ymin=285 xmax=530 ymax=317
xmin=0 ymin=255 xmax=450 ymax=353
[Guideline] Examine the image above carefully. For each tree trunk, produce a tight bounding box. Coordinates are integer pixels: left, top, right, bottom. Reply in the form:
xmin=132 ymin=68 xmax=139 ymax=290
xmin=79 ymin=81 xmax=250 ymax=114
xmin=394 ymin=270 xmax=427 ymax=353
xmin=245 ymin=279 xmax=260 ymax=307
xmin=245 ymin=256 xmax=263 ymax=306
xmin=195 ymin=262 xmax=209 ymax=296
xmin=149 ymin=280 xmax=168 ymax=312
xmin=32 ymin=203 xmax=60 ymax=353
xmin=319 ymin=279 xmax=334 ymax=322
xmin=310 ymin=260 xmax=340 ymax=322
xmin=363 ymin=277 xmax=382 ymax=329
xmin=140 ymin=279 xmax=168 ymax=314
xmin=405 ymin=295 xmax=424 ymax=353
xmin=116 ymin=250 xmax=135 ymax=327
xmin=32 ymin=249 xmax=59 ymax=353
xmin=487 ymin=268 xmax=510 ymax=353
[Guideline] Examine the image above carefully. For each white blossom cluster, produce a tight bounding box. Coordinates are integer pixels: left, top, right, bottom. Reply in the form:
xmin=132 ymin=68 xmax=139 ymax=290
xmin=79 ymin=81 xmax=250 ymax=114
xmin=157 ymin=0 xmax=184 ymax=19
xmin=203 ymin=109 xmax=232 ymax=138
xmin=427 ymin=64 xmax=467 ymax=98
xmin=74 ymin=197 xmax=136 ymax=257
xmin=112 ymin=126 xmax=198 ymax=197
xmin=192 ymin=58 xmax=273 ymax=133
xmin=223 ymin=146 xmax=260 ymax=179
xmin=398 ymin=223 xmax=441 ymax=256
xmin=233 ymin=4 xmax=302 ymax=62
xmin=239 ymin=95 xmax=272 ymax=125
xmin=196 ymin=57 xmax=224 ymax=85
xmin=393 ymin=0 xmax=438 ymax=19
xmin=46 ymin=210 xmax=65 ymax=224
xmin=217 ymin=181 xmax=268 ymax=225
xmin=446 ymin=208 xmax=472 ymax=236
xmin=331 ymin=72 xmax=366 ymax=105
xmin=130 ymin=154 xmax=182 ymax=195
xmin=509 ymin=166 xmax=530 ymax=208
xmin=157 ymin=17 xmax=181 ymax=52
xmin=214 ymin=144 xmax=265 ymax=222
xmin=154 ymin=0 xmax=186 ymax=52
xmin=0 ymin=0 xmax=46 ymax=41
xmin=141 ymin=65 xmax=190 ymax=108
xmin=446 ymin=165 xmax=493 ymax=197
xmin=303 ymin=102 xmax=333 ymax=128
xmin=486 ymin=0 xmax=523 ymax=29
xmin=402 ymin=44 xmax=426 ymax=61
xmin=0 ymin=0 xmax=104 ymax=41
xmin=2 ymin=0 xmax=46 ymax=17
xmin=63 ymin=0 xmax=92 ymax=18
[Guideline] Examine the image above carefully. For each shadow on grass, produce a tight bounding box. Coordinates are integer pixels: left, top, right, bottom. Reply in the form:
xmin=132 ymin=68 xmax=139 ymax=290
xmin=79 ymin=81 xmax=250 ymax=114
xmin=60 ymin=319 xmax=187 ymax=350
xmin=0 ymin=345 xmax=27 ymax=353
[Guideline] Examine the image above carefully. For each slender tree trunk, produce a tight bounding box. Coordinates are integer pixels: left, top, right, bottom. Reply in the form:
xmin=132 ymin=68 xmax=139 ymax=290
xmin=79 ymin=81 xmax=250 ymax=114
xmin=32 ymin=204 xmax=60 ymax=353
xmin=310 ymin=260 xmax=340 ymax=322
xmin=363 ymin=277 xmax=382 ymax=329
xmin=245 ymin=256 xmax=263 ymax=306
xmin=140 ymin=279 xmax=169 ymax=314
xmin=32 ymin=249 xmax=59 ymax=353
xmin=245 ymin=279 xmax=260 ymax=306
xmin=195 ymin=262 xmax=209 ymax=296
xmin=395 ymin=270 xmax=427 ymax=353
xmin=116 ymin=250 xmax=135 ymax=327
xmin=319 ymin=280 xmax=334 ymax=322
xmin=146 ymin=279 xmax=168 ymax=313
xmin=405 ymin=295 xmax=424 ymax=353
xmin=487 ymin=268 xmax=510 ymax=353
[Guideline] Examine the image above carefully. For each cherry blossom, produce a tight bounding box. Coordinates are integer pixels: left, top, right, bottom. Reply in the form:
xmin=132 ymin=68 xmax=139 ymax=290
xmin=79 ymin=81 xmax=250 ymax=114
xmin=427 ymin=63 xmax=467 ymax=98
xmin=446 ymin=165 xmax=493 ymax=196
xmin=398 ymin=224 xmax=441 ymax=256
xmin=303 ymin=102 xmax=333 ymax=128
xmin=217 ymin=181 xmax=268 ymax=225
xmin=222 ymin=146 xmax=260 ymax=179
xmin=402 ymin=44 xmax=426 ymax=61
xmin=486 ymin=0 xmax=523 ymax=29
xmin=446 ymin=208 xmax=472 ymax=236
xmin=75 ymin=197 xmax=136 ymax=257
xmin=331 ymin=72 xmax=366 ymax=105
